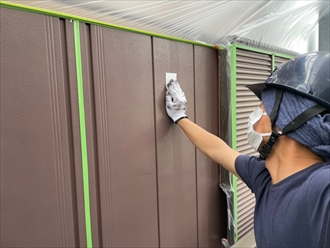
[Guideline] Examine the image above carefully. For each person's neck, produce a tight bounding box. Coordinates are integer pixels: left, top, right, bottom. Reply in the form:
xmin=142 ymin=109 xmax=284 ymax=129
xmin=264 ymin=136 xmax=324 ymax=184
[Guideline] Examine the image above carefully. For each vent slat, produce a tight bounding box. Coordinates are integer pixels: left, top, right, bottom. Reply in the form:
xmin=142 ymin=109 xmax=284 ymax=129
xmin=235 ymin=49 xmax=271 ymax=238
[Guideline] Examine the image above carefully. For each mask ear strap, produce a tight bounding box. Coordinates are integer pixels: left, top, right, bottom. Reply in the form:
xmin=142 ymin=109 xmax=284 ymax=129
xmin=259 ymin=89 xmax=283 ymax=160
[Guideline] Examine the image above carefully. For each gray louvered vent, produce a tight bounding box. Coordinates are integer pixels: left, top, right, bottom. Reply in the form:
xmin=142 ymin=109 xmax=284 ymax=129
xmin=275 ymin=57 xmax=289 ymax=66
xmin=236 ymin=49 xmax=272 ymax=239
xmin=275 ymin=56 xmax=290 ymax=67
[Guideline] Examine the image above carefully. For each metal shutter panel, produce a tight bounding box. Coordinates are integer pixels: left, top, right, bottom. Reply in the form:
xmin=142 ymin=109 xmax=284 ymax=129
xmin=236 ymin=49 xmax=272 ymax=239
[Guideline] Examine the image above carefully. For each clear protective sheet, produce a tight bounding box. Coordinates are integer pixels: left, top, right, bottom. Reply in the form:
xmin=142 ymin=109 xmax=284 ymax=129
xmin=4 ymin=0 xmax=330 ymax=54
xmin=1 ymin=1 xmax=328 ymax=246
xmin=219 ymin=48 xmax=236 ymax=247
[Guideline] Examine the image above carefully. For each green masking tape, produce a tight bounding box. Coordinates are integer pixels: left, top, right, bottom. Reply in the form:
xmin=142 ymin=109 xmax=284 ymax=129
xmin=73 ymin=20 xmax=93 ymax=248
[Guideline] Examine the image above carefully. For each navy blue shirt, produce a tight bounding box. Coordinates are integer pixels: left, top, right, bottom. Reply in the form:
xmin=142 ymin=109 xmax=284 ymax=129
xmin=235 ymin=155 xmax=330 ymax=248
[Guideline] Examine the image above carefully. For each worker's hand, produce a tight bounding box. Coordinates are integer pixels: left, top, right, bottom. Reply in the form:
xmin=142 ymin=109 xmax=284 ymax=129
xmin=165 ymin=79 xmax=188 ymax=123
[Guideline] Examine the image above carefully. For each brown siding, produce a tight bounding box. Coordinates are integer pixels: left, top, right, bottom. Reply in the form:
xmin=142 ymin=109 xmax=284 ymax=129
xmin=153 ymin=38 xmax=197 ymax=247
xmin=194 ymin=46 xmax=222 ymax=247
xmin=90 ymin=26 xmax=159 ymax=247
xmin=1 ymin=7 xmax=224 ymax=248
xmin=0 ymin=8 xmax=81 ymax=247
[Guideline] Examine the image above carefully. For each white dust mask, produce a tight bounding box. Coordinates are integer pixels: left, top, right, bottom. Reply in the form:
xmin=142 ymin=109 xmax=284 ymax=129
xmin=247 ymin=106 xmax=271 ymax=151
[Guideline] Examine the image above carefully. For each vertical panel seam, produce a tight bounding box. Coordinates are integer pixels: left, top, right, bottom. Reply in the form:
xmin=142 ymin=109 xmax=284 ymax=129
xmin=73 ymin=20 xmax=93 ymax=248
xmin=46 ymin=15 xmax=67 ymax=247
xmin=193 ymin=45 xmax=199 ymax=248
xmin=151 ymin=36 xmax=161 ymax=248
xmin=61 ymin=18 xmax=81 ymax=247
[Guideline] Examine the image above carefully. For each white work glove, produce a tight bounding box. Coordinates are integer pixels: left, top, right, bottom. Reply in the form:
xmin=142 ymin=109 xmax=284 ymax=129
xmin=165 ymin=79 xmax=188 ymax=123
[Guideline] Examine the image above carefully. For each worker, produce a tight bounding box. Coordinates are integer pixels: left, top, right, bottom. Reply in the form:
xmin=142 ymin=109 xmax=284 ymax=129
xmin=165 ymin=51 xmax=330 ymax=247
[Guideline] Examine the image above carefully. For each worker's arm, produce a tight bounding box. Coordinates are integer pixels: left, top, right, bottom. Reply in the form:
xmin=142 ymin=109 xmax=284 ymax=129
xmin=178 ymin=118 xmax=240 ymax=177
xmin=165 ymin=80 xmax=241 ymax=178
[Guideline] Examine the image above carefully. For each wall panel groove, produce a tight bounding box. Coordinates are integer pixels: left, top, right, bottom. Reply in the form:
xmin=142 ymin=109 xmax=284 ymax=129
xmin=91 ymin=25 xmax=115 ymax=247
xmin=46 ymin=16 xmax=69 ymax=247
xmin=150 ymin=37 xmax=163 ymax=248
xmin=61 ymin=18 xmax=82 ymax=247
xmin=193 ymin=46 xmax=200 ymax=248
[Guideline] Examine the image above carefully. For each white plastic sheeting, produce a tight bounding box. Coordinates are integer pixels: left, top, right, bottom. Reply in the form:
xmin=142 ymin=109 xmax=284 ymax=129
xmin=5 ymin=0 xmax=330 ymax=53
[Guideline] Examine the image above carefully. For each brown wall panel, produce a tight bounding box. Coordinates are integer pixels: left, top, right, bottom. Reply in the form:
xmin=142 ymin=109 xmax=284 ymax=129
xmin=194 ymin=46 xmax=222 ymax=246
xmin=0 ymin=8 xmax=79 ymax=247
xmin=90 ymin=26 xmax=159 ymax=247
xmin=1 ymin=7 xmax=224 ymax=247
xmin=153 ymin=37 xmax=198 ymax=247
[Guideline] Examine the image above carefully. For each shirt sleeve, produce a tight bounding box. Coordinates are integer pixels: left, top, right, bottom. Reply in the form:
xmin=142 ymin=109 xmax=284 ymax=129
xmin=305 ymin=166 xmax=330 ymax=247
xmin=235 ymin=155 xmax=269 ymax=194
